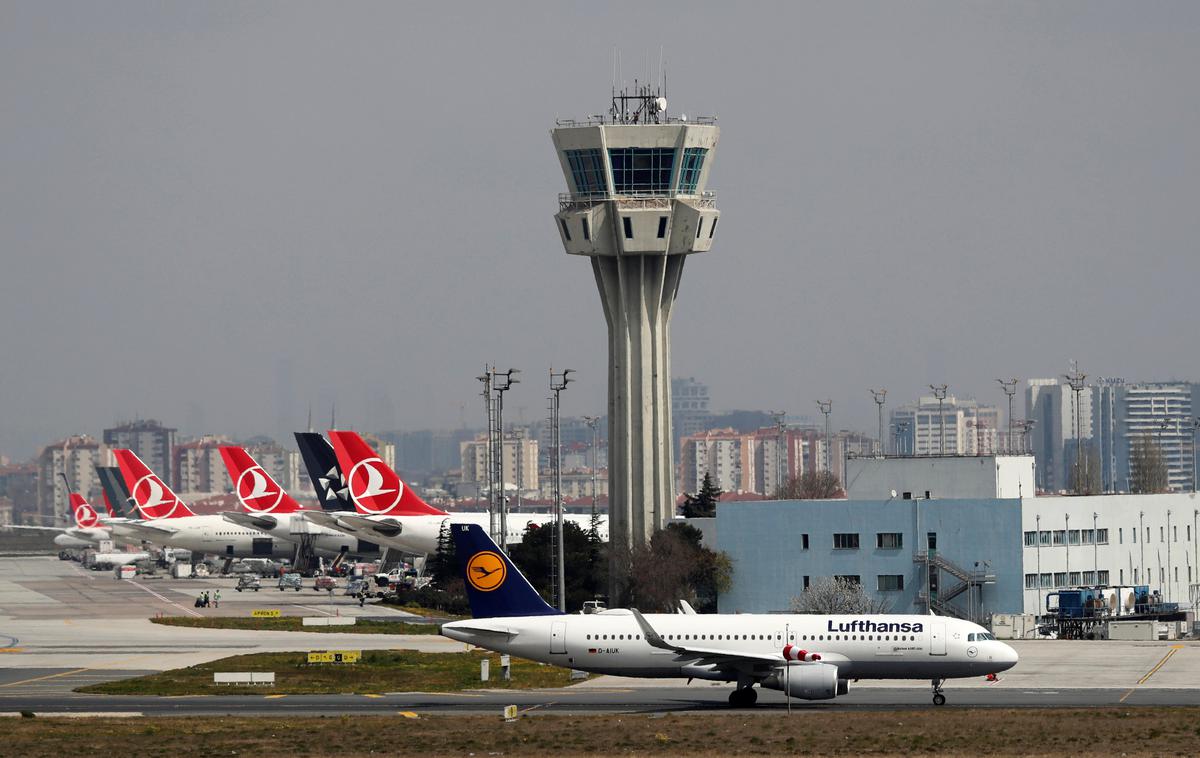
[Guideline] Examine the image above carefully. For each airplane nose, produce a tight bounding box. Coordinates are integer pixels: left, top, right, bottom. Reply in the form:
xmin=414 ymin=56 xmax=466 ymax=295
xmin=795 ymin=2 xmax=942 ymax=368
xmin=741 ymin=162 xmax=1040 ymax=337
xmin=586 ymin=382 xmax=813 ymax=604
xmin=998 ymin=643 xmax=1018 ymax=670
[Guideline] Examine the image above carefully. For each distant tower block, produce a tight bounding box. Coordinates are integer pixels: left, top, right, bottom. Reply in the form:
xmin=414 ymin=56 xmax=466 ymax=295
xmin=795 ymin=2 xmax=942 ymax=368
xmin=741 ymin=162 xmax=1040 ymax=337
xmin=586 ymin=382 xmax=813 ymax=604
xmin=551 ymin=85 xmax=720 ymax=567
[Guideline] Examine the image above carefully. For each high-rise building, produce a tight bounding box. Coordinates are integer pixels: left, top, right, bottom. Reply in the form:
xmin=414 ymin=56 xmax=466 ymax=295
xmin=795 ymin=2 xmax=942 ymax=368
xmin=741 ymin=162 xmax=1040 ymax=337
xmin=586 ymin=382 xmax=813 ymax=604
xmin=891 ymin=396 xmax=1001 ymax=458
xmin=678 ymin=427 xmax=808 ymax=496
xmin=552 ymin=87 xmax=720 ymax=583
xmin=1114 ymin=383 xmax=1194 ymax=492
xmin=173 ymin=435 xmax=233 ymax=494
xmin=672 ymin=377 xmax=713 ymax=453
xmin=1025 ymin=379 xmax=1094 ymax=493
xmin=103 ymin=420 xmax=176 ymax=486
xmin=245 ymin=441 xmax=301 ymax=494
xmin=36 ymin=435 xmax=106 ymax=522
xmin=460 ymin=435 xmax=539 ymax=495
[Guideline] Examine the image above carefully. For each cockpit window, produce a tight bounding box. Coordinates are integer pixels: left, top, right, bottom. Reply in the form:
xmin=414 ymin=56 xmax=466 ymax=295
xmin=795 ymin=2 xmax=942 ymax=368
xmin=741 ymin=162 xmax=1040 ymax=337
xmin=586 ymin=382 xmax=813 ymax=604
xmin=968 ymin=633 xmax=976 ymax=642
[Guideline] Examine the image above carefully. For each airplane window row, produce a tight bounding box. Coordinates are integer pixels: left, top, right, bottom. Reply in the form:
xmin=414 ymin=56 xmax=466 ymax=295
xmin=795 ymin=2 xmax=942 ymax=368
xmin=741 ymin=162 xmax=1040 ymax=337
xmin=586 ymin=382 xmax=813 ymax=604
xmin=581 ymin=632 xmax=917 ymax=643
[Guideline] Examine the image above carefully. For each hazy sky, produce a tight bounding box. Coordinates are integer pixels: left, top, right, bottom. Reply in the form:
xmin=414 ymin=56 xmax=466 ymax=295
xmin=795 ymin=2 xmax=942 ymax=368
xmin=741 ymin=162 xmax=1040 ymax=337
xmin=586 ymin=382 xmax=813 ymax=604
xmin=3 ymin=2 xmax=1199 ymax=459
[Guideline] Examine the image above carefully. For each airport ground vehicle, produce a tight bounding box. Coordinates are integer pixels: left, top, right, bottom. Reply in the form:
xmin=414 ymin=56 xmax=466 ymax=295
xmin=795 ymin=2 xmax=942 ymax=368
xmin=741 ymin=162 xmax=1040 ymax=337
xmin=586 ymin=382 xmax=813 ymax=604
xmin=314 ymin=575 xmax=338 ymax=591
xmin=345 ymin=578 xmax=372 ymax=598
xmin=236 ymin=574 xmax=261 ymax=592
xmin=277 ymin=573 xmax=303 ymax=591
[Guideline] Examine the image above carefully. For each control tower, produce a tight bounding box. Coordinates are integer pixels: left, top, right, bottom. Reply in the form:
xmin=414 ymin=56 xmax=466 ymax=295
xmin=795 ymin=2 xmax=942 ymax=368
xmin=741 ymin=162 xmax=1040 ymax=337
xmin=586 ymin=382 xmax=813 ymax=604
xmin=551 ymin=85 xmax=719 ymax=588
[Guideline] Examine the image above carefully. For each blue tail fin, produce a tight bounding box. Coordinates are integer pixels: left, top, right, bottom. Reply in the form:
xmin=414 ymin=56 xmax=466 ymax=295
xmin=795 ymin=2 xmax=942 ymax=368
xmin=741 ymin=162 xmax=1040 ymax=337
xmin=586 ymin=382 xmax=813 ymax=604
xmin=451 ymin=523 xmax=562 ymax=618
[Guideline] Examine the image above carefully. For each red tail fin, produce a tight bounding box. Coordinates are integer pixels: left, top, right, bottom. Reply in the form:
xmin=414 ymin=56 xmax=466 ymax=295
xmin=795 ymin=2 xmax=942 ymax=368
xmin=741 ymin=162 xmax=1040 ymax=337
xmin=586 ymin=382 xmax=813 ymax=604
xmin=70 ymin=493 xmax=101 ymax=529
xmin=99 ymin=489 xmax=117 ymax=518
xmin=327 ymin=430 xmax=446 ymax=516
xmin=218 ymin=446 xmax=302 ymax=514
xmin=113 ymin=449 xmax=195 ymax=519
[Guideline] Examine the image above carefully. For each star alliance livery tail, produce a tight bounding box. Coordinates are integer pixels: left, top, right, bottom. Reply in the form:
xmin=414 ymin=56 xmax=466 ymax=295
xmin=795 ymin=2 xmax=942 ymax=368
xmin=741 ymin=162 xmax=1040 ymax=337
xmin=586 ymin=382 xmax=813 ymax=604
xmin=218 ymin=446 xmax=302 ymax=514
xmin=113 ymin=449 xmax=196 ymax=520
xmin=328 ymin=430 xmax=447 ymax=517
xmin=95 ymin=466 xmax=135 ymax=518
xmin=294 ymin=432 xmax=355 ymax=512
xmin=451 ymin=523 xmax=561 ymax=619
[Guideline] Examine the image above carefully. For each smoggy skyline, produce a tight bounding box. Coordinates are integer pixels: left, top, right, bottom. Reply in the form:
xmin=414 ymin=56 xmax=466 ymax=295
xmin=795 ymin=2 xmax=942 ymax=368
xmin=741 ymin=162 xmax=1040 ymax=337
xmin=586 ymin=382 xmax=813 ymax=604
xmin=3 ymin=2 xmax=1199 ymax=458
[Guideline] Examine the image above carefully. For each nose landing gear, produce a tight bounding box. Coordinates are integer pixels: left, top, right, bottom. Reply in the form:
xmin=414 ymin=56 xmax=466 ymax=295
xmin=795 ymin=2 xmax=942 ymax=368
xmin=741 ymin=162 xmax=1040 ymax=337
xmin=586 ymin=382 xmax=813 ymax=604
xmin=728 ymin=686 xmax=758 ymax=708
xmin=931 ymin=678 xmax=946 ymax=706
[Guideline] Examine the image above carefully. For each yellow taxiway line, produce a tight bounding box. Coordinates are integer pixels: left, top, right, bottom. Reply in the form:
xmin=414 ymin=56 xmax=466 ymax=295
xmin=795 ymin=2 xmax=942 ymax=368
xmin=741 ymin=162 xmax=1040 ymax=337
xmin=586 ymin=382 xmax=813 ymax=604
xmin=1120 ymin=644 xmax=1184 ymax=702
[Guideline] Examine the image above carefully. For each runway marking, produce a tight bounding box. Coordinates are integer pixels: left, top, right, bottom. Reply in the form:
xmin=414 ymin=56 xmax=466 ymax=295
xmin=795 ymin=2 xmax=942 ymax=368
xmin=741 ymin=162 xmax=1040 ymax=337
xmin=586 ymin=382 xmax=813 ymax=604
xmin=398 ymin=711 xmax=419 ymax=719
xmin=0 ymin=648 xmax=23 ymax=653
xmin=0 ymin=667 xmax=91 ymax=689
xmin=1119 ymin=688 xmax=1136 ymax=703
xmin=265 ymin=694 xmax=287 ymax=699
xmin=1136 ymin=645 xmax=1183 ymax=685
xmin=296 ymin=605 xmax=335 ymax=617
xmin=520 ymin=702 xmax=554 ymax=714
xmin=363 ymin=694 xmax=383 ymax=698
xmin=127 ymin=580 xmax=203 ymax=618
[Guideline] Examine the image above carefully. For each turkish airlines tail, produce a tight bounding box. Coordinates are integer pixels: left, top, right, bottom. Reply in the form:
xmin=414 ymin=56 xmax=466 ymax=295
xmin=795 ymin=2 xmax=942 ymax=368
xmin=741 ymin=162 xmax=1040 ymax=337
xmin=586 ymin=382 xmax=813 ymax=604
xmin=69 ymin=493 xmax=101 ymax=529
xmin=113 ymin=449 xmax=196 ymax=520
xmin=218 ymin=446 xmax=302 ymax=514
xmin=327 ymin=430 xmax=447 ymax=517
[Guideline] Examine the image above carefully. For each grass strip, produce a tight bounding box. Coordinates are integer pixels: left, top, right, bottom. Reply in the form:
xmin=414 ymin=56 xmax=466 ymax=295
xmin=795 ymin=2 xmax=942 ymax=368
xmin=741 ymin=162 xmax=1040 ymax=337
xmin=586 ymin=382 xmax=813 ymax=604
xmin=6 ymin=710 xmax=1200 ymax=757
xmin=149 ymin=616 xmax=441 ymax=635
xmin=76 ymin=650 xmax=581 ymax=696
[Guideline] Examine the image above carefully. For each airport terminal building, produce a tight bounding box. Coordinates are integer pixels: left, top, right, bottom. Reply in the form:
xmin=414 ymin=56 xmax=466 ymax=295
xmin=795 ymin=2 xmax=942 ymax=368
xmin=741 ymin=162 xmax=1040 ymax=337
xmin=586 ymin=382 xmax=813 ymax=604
xmin=714 ymin=456 xmax=1199 ymax=620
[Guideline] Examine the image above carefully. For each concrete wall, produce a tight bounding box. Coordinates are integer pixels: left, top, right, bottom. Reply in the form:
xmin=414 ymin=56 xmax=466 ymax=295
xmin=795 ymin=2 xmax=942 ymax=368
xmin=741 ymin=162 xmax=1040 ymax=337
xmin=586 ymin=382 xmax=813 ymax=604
xmin=845 ymin=455 xmax=1035 ymax=500
xmin=716 ymin=498 xmax=1024 ymax=616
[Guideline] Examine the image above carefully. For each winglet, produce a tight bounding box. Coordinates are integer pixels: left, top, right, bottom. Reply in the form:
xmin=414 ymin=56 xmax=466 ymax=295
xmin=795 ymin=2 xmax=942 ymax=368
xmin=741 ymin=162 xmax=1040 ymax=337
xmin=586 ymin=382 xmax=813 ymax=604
xmin=631 ymin=608 xmax=681 ymax=653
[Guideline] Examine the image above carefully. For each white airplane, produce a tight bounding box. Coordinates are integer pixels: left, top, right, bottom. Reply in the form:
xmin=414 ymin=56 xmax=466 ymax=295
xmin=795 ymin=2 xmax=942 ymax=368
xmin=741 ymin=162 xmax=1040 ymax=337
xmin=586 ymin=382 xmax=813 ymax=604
xmin=216 ymin=445 xmax=383 ymax=561
xmin=108 ymin=449 xmax=330 ymax=561
xmin=299 ymin=430 xmax=608 ymax=556
xmin=5 ymin=489 xmax=112 ymax=548
xmin=440 ymin=524 xmax=1018 ymax=707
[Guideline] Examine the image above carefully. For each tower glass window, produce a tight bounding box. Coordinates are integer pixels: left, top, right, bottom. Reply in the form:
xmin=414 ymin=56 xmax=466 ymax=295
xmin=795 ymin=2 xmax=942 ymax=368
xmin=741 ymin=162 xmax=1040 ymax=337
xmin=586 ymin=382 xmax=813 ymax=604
xmin=678 ymin=147 xmax=707 ymax=193
xmin=565 ymin=149 xmax=606 ymax=196
xmin=609 ymin=148 xmax=675 ymax=194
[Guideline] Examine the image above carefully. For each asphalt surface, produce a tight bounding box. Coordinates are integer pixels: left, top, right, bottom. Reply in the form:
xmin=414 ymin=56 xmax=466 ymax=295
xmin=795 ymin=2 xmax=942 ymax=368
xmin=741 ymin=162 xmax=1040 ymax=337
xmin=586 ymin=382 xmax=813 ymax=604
xmin=3 ymin=555 xmax=1200 ymax=716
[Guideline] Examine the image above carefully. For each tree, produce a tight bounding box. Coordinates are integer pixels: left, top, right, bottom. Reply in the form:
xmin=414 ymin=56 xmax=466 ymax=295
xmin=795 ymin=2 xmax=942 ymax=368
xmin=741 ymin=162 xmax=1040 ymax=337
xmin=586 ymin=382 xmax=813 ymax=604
xmin=774 ymin=470 xmax=843 ymax=499
xmin=1129 ymin=433 xmax=1169 ymax=493
xmin=679 ymin=472 xmax=722 ymax=518
xmin=1070 ymin=443 xmax=1103 ymax=495
xmin=790 ymin=576 xmax=891 ymax=614
xmin=625 ymin=522 xmax=733 ymax=612
xmin=509 ymin=520 xmax=605 ymax=612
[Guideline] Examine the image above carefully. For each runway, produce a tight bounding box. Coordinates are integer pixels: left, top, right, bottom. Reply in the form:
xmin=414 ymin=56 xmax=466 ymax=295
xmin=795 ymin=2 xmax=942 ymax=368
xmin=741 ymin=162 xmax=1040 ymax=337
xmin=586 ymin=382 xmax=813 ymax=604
xmin=2 ymin=555 xmax=1199 ymax=716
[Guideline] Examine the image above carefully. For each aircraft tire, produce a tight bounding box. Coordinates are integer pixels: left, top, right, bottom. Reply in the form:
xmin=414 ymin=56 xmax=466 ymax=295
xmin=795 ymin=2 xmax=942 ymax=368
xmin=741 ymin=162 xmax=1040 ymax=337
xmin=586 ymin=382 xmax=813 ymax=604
xmin=933 ymin=693 xmax=946 ymax=706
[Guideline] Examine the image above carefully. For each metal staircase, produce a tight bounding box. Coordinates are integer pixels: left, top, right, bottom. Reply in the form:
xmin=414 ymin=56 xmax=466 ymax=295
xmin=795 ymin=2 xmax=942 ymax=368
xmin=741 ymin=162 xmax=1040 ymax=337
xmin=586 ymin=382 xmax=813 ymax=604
xmin=915 ymin=551 xmax=995 ymax=620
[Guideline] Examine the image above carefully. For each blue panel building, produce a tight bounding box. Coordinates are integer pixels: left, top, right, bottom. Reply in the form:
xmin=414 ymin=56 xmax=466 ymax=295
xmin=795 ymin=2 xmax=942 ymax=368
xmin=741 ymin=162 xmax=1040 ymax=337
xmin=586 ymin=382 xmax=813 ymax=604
xmin=716 ymin=499 xmax=1024 ymax=618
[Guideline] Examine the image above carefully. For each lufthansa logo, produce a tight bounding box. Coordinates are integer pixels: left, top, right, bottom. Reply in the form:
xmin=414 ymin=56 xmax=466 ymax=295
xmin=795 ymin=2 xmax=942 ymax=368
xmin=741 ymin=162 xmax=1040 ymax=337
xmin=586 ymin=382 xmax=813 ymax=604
xmin=967 ymin=646 xmax=978 ymax=658
xmin=466 ymin=551 xmax=506 ymax=592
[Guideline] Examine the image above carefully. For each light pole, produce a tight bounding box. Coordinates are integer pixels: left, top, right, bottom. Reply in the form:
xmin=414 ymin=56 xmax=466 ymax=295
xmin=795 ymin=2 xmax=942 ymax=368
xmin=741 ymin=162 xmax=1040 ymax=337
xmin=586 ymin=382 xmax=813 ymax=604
xmin=1139 ymin=510 xmax=1145 ymax=586
xmin=1191 ymin=418 xmax=1199 ymax=493
xmin=1064 ymin=366 xmax=1087 ymax=493
xmin=816 ymin=400 xmax=833 ymax=472
xmin=1167 ymin=509 xmax=1172 ymax=602
xmin=895 ymin=420 xmax=910 ymax=457
xmin=929 ymin=385 xmax=948 ymax=456
xmin=1035 ymin=513 xmax=1042 ymax=616
xmin=997 ymin=379 xmax=1018 ymax=454
xmin=769 ymin=410 xmax=786 ymax=495
xmin=549 ymin=367 xmax=574 ymax=612
xmin=477 ymin=370 xmax=496 ymax=540
xmin=870 ymin=389 xmax=887 ymax=458
xmin=491 ymin=368 xmax=520 ymax=552
xmin=1093 ymin=512 xmax=1098 ymax=586
xmin=582 ymin=415 xmax=600 ymax=528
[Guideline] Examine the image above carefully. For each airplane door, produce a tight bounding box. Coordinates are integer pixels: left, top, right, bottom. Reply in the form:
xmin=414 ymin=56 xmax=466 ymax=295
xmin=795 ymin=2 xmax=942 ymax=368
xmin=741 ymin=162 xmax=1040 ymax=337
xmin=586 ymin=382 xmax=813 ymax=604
xmin=930 ymin=622 xmax=947 ymax=656
xmin=550 ymin=621 xmax=567 ymax=654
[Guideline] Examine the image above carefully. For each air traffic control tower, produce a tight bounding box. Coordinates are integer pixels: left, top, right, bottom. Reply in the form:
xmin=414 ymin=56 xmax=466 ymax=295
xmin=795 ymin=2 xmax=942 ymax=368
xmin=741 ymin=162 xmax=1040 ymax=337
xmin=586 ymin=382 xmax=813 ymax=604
xmin=551 ymin=86 xmax=719 ymax=588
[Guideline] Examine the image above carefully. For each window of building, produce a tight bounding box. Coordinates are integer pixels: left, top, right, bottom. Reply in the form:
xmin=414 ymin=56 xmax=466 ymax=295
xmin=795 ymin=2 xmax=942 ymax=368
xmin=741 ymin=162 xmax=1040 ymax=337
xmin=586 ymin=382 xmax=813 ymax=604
xmin=1053 ymin=572 xmax=1067 ymax=587
xmin=1040 ymin=530 xmax=1051 ymax=545
xmin=1068 ymin=571 xmax=1081 ymax=585
xmin=559 ymin=218 xmax=571 ymax=241
xmin=696 ymin=219 xmax=704 ymax=238
xmin=877 ymin=532 xmax=903 ymax=549
xmin=803 ymin=575 xmax=810 ymax=590
xmin=1052 ymin=530 xmax=1065 ymax=546
xmin=1068 ymin=530 xmax=1080 ymax=545
xmin=1024 ymin=573 xmax=1038 ymax=589
xmin=709 ymin=217 xmax=718 ymax=238
xmin=1083 ymin=571 xmax=1095 ymax=584
xmin=1119 ymin=528 xmax=1123 ymax=544
xmin=1023 ymin=531 xmax=1037 ymax=547
xmin=565 ymin=148 xmax=606 ymax=195
xmin=581 ymin=218 xmax=590 ymax=240
xmin=1082 ymin=529 xmax=1094 ymax=545
xmin=801 ymin=533 xmax=809 ymax=550
xmin=878 ymin=575 xmax=904 ymax=591
xmin=677 ymin=147 xmax=707 ymax=193
xmin=833 ymin=533 xmax=860 ymax=549
xmin=608 ymin=147 xmax=675 ymax=194
xmin=1040 ymin=573 xmax=1053 ymax=588
xmin=1173 ymin=525 xmax=1177 ymax=542
xmin=656 ymin=216 xmax=668 ymax=239
xmin=1097 ymin=528 xmax=1108 ymax=544
xmin=834 ymin=575 xmax=861 ymax=585
xmin=622 ymin=216 xmax=633 ymax=239
xmin=1160 ymin=526 xmax=1164 ymax=542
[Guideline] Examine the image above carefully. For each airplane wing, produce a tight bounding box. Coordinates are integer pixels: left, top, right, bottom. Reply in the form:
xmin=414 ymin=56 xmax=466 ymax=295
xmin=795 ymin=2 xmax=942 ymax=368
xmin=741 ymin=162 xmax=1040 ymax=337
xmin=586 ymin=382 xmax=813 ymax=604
xmin=441 ymin=620 xmax=520 ymax=637
xmin=334 ymin=513 xmax=403 ymax=538
xmin=631 ymin=609 xmax=785 ymax=668
xmin=107 ymin=521 xmax=179 ymax=539
xmin=2 ymin=524 xmax=66 ymax=533
xmin=220 ymin=512 xmax=278 ymax=531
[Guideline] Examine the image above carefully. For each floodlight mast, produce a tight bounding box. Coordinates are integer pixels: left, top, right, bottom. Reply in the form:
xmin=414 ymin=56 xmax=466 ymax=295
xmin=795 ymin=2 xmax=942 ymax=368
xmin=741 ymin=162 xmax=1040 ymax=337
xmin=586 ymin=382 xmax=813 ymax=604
xmin=929 ymin=385 xmax=948 ymax=456
xmin=997 ymin=379 xmax=1019 ymax=454
xmin=816 ymin=400 xmax=833 ymax=472
xmin=549 ymin=368 xmax=574 ymax=611
xmin=492 ymin=368 xmax=520 ymax=552
xmin=870 ymin=389 xmax=887 ymax=458
xmin=1063 ymin=363 xmax=1087 ymax=493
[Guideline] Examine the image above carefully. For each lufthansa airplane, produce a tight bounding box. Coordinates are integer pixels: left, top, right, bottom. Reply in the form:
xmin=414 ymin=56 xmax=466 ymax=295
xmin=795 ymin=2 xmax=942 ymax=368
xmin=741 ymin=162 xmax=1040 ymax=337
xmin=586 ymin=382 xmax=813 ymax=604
xmin=440 ymin=524 xmax=1018 ymax=706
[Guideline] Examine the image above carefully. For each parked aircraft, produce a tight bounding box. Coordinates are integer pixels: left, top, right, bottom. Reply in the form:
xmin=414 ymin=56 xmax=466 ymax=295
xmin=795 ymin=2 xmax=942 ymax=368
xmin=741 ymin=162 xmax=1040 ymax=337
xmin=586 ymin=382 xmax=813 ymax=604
xmin=300 ymin=430 xmax=608 ymax=556
xmin=440 ymin=524 xmax=1018 ymax=707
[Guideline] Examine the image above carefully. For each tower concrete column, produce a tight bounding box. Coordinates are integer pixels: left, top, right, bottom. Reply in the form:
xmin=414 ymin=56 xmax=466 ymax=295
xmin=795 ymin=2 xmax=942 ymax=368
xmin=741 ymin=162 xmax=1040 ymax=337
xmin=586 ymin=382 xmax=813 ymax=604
xmin=551 ymin=89 xmax=719 ymax=598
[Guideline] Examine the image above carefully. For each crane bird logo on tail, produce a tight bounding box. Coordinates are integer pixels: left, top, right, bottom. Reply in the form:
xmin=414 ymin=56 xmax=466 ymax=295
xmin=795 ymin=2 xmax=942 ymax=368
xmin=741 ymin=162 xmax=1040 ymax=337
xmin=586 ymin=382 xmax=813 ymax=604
xmin=71 ymin=494 xmax=99 ymax=529
xmin=347 ymin=458 xmax=402 ymax=514
xmin=236 ymin=467 xmax=283 ymax=513
xmin=465 ymin=550 xmax=507 ymax=592
xmin=132 ymin=475 xmax=185 ymax=519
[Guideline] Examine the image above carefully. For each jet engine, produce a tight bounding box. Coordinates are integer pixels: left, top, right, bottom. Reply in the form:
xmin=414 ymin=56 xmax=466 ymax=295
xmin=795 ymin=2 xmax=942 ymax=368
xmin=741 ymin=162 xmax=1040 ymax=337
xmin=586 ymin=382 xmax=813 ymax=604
xmin=761 ymin=662 xmax=839 ymax=700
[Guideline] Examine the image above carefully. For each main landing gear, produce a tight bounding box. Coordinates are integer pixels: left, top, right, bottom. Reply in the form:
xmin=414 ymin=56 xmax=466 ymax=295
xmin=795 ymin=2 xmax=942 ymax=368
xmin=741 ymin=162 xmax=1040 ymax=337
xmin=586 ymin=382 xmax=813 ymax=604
xmin=728 ymin=686 xmax=758 ymax=708
xmin=931 ymin=678 xmax=946 ymax=706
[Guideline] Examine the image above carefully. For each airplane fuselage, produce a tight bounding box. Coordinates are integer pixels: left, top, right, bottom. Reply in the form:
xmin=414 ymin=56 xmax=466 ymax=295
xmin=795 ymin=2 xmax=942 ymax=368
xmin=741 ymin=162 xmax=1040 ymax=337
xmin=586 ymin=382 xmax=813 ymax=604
xmin=442 ymin=610 xmax=1017 ymax=682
